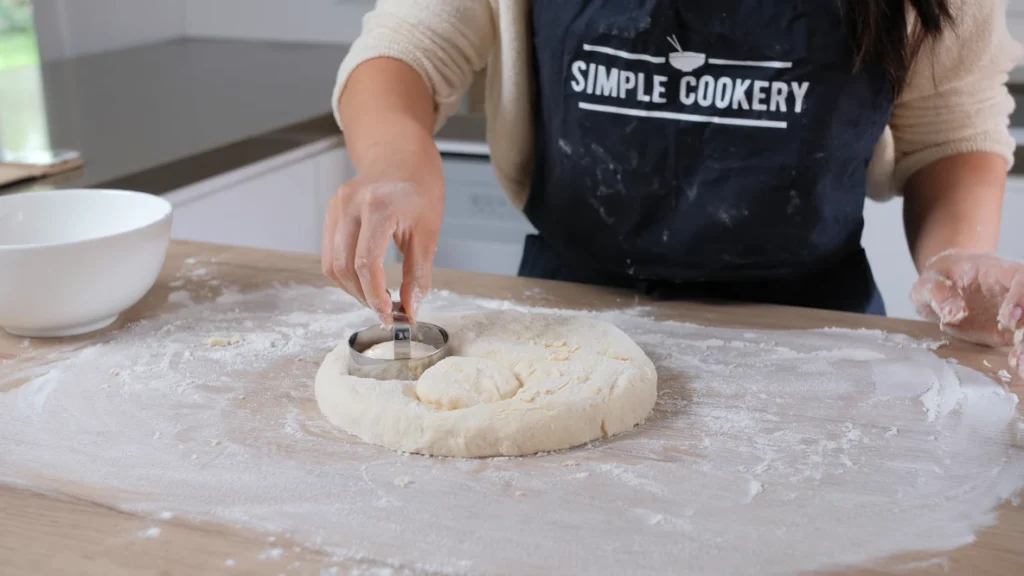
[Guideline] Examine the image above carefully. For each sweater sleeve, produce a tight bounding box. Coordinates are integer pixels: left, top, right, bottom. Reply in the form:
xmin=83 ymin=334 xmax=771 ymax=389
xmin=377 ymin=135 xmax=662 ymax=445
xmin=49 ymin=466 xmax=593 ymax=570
xmin=331 ymin=0 xmax=496 ymax=133
xmin=884 ymin=0 xmax=1022 ymax=198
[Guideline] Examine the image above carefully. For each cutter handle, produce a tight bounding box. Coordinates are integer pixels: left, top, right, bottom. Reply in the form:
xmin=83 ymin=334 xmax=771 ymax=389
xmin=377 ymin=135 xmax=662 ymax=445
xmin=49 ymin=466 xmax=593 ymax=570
xmin=391 ymin=300 xmax=411 ymax=360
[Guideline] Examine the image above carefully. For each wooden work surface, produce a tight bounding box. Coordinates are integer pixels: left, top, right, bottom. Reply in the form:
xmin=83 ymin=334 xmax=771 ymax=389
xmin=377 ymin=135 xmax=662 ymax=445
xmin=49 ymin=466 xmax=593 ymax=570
xmin=1 ymin=240 xmax=1022 ymax=575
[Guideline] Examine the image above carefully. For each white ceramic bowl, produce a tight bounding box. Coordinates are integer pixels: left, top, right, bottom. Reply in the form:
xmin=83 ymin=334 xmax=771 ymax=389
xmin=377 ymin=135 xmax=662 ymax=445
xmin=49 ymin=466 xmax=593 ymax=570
xmin=0 ymin=189 xmax=173 ymax=338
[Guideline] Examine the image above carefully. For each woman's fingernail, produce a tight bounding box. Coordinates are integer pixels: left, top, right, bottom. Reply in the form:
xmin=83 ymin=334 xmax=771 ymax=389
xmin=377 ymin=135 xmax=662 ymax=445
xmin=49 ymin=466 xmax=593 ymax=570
xmin=1010 ymin=306 xmax=1023 ymax=330
xmin=937 ymin=300 xmax=968 ymax=325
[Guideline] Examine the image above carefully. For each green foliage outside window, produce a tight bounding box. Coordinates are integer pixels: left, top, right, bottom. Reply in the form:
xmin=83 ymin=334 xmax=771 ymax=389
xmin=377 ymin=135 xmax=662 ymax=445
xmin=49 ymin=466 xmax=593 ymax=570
xmin=0 ymin=0 xmax=39 ymax=71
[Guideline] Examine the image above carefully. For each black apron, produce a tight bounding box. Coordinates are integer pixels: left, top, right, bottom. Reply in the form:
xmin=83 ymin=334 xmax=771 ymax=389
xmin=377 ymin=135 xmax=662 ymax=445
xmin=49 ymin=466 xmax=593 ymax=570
xmin=521 ymin=0 xmax=892 ymax=315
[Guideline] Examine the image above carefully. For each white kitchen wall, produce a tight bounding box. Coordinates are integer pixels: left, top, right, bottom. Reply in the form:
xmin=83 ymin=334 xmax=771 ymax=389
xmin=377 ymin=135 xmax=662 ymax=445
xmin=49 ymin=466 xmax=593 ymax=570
xmin=33 ymin=0 xmax=186 ymax=61
xmin=1010 ymin=0 xmax=1024 ymax=38
xmin=32 ymin=0 xmax=371 ymax=62
xmin=183 ymin=0 xmax=371 ymax=44
xmin=1007 ymin=0 xmax=1024 ymax=81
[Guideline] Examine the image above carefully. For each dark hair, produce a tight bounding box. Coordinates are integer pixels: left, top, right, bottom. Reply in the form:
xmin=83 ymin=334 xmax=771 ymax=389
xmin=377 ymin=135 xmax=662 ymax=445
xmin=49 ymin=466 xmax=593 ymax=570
xmin=842 ymin=0 xmax=954 ymax=94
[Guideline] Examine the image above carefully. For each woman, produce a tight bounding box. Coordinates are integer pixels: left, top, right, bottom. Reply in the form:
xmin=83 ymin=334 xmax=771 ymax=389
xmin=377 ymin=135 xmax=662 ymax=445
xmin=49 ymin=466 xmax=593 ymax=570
xmin=321 ymin=0 xmax=1024 ymax=378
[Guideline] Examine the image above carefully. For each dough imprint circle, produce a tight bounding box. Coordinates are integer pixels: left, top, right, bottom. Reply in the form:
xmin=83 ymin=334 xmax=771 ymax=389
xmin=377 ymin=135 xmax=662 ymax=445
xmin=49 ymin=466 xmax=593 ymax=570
xmin=314 ymin=310 xmax=658 ymax=457
xmin=415 ymin=356 xmax=521 ymax=410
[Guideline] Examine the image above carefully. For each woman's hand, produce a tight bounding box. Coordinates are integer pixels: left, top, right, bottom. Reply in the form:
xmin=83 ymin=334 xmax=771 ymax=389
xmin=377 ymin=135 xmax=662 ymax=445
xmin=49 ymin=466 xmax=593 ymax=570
xmin=324 ymin=57 xmax=445 ymax=324
xmin=911 ymin=250 xmax=1024 ymax=378
xmin=321 ymin=174 xmax=443 ymax=325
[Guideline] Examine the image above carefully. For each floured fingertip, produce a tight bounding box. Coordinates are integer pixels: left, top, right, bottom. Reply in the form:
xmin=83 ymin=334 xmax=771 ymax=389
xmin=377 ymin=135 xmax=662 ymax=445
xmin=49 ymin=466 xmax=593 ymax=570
xmin=998 ymin=306 xmax=1024 ymax=335
xmin=935 ymin=300 xmax=969 ymax=327
xmin=409 ymin=284 xmax=427 ymax=316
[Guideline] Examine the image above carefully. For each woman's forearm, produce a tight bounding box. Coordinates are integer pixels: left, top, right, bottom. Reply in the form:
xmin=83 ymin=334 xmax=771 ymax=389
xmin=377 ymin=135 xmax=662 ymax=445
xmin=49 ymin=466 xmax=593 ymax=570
xmin=902 ymin=152 xmax=1007 ymax=270
xmin=338 ymin=57 xmax=442 ymax=183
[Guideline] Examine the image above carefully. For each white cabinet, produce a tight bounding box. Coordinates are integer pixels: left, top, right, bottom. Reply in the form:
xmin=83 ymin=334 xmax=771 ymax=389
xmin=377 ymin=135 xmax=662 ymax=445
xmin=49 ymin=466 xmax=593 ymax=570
xmin=170 ymin=158 xmax=319 ymax=253
xmin=862 ymin=198 xmax=917 ymax=319
xmin=1000 ymin=179 xmax=1024 ymax=261
xmin=167 ymin=138 xmax=347 ymax=255
xmin=434 ymin=156 xmax=535 ymax=276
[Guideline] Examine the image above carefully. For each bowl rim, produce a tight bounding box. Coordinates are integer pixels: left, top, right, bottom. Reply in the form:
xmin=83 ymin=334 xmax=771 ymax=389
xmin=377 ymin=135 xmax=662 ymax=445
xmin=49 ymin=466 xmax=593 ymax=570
xmin=0 ymin=188 xmax=173 ymax=252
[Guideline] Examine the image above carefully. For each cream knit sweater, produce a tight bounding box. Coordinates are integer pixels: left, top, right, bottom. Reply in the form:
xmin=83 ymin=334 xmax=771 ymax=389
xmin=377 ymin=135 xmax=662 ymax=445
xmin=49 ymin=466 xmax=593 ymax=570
xmin=332 ymin=0 xmax=1021 ymax=205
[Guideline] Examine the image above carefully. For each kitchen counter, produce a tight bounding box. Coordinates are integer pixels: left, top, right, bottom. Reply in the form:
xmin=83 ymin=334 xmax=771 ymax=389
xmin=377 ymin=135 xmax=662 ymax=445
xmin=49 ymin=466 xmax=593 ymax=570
xmin=0 ymin=39 xmax=486 ymax=196
xmin=1 ymin=240 xmax=1022 ymax=575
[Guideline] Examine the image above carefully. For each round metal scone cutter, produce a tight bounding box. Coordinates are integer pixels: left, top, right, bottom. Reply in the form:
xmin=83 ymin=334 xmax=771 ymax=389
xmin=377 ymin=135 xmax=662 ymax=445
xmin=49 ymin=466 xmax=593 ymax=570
xmin=347 ymin=301 xmax=451 ymax=381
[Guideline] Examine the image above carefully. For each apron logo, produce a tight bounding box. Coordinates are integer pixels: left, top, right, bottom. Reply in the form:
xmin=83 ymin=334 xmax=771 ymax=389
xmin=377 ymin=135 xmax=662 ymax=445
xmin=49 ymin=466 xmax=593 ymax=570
xmin=570 ymin=37 xmax=810 ymax=129
xmin=667 ymin=35 xmax=705 ymax=72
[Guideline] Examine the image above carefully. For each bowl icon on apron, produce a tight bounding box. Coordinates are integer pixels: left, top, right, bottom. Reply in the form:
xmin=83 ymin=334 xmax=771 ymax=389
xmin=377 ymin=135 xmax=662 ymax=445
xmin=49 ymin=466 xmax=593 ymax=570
xmin=667 ymin=35 xmax=706 ymax=72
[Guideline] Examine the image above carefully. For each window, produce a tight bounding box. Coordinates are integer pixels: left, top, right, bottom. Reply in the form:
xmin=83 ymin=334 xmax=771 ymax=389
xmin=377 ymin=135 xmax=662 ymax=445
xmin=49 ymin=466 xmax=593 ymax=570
xmin=0 ymin=0 xmax=38 ymax=72
xmin=0 ymin=0 xmax=48 ymax=153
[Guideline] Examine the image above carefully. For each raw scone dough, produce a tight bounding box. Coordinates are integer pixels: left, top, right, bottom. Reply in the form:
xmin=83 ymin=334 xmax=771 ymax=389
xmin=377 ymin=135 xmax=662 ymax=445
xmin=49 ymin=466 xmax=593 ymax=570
xmin=314 ymin=310 xmax=658 ymax=457
xmin=416 ymin=357 xmax=521 ymax=410
xmin=362 ymin=341 xmax=438 ymax=360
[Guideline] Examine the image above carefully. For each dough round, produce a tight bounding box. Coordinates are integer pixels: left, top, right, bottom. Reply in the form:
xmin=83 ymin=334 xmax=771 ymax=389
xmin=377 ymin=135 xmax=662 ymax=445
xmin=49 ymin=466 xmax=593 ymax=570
xmin=415 ymin=357 xmax=521 ymax=410
xmin=314 ymin=310 xmax=658 ymax=457
xmin=362 ymin=341 xmax=438 ymax=360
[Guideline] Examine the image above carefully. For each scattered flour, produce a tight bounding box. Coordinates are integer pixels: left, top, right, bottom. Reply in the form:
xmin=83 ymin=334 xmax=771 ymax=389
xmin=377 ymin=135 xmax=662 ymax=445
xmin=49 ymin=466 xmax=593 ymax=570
xmin=259 ymin=548 xmax=285 ymax=561
xmin=167 ymin=291 xmax=194 ymax=306
xmin=0 ymin=286 xmax=1021 ymax=575
xmin=138 ymin=527 xmax=162 ymax=539
xmin=746 ymin=479 xmax=764 ymax=503
xmin=224 ymin=559 xmax=236 ymax=567
xmin=894 ymin=556 xmax=950 ymax=573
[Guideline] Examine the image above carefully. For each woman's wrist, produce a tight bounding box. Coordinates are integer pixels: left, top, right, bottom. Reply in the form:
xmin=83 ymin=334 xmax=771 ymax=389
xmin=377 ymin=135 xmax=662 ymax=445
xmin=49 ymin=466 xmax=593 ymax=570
xmin=355 ymin=130 xmax=444 ymax=199
xmin=903 ymin=152 xmax=1007 ymax=269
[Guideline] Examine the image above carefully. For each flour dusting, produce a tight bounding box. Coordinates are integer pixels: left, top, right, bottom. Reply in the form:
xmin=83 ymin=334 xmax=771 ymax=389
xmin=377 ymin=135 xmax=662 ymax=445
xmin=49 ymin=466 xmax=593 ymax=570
xmin=0 ymin=285 xmax=1022 ymax=575
xmin=259 ymin=547 xmax=285 ymax=561
xmin=167 ymin=290 xmax=194 ymax=306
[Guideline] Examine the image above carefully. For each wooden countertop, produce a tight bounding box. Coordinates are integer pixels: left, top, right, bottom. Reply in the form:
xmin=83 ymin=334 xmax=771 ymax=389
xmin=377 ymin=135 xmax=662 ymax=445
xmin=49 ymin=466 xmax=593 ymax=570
xmin=1 ymin=241 xmax=1022 ymax=575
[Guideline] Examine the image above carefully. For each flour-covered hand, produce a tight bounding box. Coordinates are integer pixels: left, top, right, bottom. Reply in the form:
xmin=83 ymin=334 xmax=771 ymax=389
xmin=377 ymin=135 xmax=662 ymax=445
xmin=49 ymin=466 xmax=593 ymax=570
xmin=911 ymin=250 xmax=1024 ymax=379
xmin=321 ymin=177 xmax=442 ymax=324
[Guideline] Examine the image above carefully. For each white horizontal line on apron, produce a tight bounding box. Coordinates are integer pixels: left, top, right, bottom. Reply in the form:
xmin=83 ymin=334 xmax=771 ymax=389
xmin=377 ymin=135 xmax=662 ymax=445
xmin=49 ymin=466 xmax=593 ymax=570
xmin=582 ymin=44 xmax=668 ymax=63
xmin=578 ymin=102 xmax=789 ymax=129
xmin=707 ymin=58 xmax=793 ymax=69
